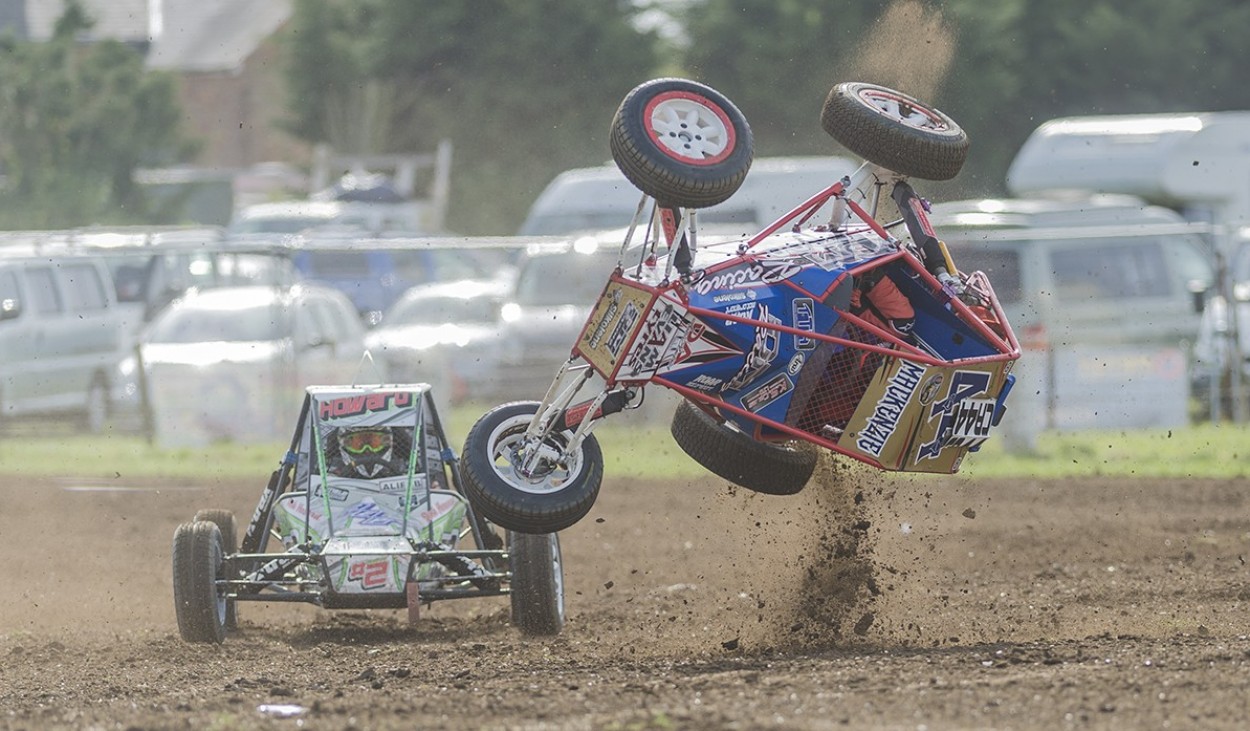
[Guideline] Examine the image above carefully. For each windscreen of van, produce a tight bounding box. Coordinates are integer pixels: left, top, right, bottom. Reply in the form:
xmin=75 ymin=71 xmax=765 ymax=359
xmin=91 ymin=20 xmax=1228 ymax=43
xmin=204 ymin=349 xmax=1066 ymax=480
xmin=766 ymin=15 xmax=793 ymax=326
xmin=1048 ymin=239 xmax=1171 ymax=300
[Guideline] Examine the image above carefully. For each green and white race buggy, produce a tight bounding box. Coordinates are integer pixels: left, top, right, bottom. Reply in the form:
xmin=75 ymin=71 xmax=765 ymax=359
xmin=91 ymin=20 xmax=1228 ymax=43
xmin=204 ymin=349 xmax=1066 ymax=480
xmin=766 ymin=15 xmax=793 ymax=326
xmin=172 ymin=384 xmax=564 ymax=643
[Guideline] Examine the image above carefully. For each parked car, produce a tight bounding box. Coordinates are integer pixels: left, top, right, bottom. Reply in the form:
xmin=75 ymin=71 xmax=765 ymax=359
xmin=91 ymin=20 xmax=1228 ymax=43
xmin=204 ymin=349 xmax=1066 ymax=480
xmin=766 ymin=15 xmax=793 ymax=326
xmin=928 ymin=195 xmax=1213 ymax=446
xmin=115 ymin=283 xmax=372 ymax=445
xmin=364 ymin=279 xmax=506 ymax=404
xmin=0 ymin=248 xmax=129 ymax=432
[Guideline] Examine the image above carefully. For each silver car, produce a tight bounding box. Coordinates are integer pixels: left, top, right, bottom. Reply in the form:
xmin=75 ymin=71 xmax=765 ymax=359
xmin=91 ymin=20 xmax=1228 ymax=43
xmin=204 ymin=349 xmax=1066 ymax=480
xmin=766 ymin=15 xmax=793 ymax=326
xmin=116 ymin=283 xmax=371 ymax=445
xmin=364 ymin=279 xmax=505 ymax=404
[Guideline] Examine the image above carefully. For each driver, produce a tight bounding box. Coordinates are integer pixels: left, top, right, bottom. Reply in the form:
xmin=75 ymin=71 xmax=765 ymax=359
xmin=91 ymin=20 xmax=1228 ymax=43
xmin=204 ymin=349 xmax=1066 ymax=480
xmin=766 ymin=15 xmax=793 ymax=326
xmin=327 ymin=425 xmax=411 ymax=479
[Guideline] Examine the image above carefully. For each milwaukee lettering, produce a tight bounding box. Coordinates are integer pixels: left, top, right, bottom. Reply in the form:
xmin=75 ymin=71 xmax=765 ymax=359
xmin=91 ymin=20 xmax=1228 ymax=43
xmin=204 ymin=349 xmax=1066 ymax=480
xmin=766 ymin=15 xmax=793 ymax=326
xmin=318 ymin=391 xmax=413 ymax=420
xmin=692 ymin=260 xmax=803 ymax=295
xmin=856 ymin=360 xmax=926 ymax=456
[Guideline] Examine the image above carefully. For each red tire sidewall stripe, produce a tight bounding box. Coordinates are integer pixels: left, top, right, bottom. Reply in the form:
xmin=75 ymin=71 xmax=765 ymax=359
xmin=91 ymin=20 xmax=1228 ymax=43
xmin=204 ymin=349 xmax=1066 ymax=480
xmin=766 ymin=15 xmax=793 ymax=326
xmin=643 ymin=90 xmax=737 ymax=166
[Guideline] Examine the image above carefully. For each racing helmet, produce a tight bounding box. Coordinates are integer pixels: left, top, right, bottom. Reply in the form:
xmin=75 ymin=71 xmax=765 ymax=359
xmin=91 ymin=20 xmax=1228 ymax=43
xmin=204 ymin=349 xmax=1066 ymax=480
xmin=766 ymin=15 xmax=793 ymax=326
xmin=334 ymin=426 xmax=408 ymax=479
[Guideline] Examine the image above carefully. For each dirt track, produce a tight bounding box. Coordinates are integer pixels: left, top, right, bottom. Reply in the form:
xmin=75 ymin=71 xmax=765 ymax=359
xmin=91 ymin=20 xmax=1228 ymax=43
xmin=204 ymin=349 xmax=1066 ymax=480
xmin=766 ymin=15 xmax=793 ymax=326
xmin=3 ymin=452 xmax=1250 ymax=730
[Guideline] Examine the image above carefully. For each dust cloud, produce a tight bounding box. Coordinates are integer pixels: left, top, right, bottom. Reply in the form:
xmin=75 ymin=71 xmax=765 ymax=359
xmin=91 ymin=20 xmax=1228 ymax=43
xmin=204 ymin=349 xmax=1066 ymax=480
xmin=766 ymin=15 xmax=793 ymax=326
xmin=845 ymin=0 xmax=956 ymax=101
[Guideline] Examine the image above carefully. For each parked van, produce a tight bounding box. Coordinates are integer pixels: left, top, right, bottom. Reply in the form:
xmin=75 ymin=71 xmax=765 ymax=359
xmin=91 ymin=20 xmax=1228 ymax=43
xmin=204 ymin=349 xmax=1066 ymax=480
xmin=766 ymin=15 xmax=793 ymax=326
xmin=0 ymin=250 xmax=129 ymax=432
xmin=518 ymin=156 xmax=858 ymax=236
xmin=928 ymin=196 xmax=1213 ymax=447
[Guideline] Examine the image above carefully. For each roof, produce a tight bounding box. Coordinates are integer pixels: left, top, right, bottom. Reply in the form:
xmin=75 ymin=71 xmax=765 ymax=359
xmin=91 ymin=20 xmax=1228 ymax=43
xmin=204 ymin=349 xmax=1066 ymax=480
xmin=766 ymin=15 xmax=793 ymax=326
xmin=20 ymin=0 xmax=292 ymax=72
xmin=147 ymin=0 xmax=291 ymax=72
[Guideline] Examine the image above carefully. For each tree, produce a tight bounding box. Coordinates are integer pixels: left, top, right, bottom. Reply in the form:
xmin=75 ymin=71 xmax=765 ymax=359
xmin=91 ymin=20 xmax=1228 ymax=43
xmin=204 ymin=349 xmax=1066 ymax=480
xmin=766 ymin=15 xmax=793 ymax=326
xmin=282 ymin=0 xmax=663 ymax=234
xmin=0 ymin=2 xmax=192 ymax=228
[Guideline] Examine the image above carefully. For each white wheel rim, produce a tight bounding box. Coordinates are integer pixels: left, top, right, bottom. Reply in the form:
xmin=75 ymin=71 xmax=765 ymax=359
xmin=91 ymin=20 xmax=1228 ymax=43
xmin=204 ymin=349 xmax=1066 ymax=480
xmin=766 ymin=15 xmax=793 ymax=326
xmin=487 ymin=414 xmax=585 ymax=496
xmin=858 ymin=88 xmax=949 ymax=132
xmin=648 ymin=95 xmax=732 ymax=162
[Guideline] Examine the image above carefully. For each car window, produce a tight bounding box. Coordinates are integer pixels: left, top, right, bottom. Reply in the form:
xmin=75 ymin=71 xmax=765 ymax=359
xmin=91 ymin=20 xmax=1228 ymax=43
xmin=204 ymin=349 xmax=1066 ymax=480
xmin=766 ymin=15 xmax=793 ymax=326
xmin=1049 ymin=239 xmax=1171 ymax=301
xmin=59 ymin=262 xmax=109 ymax=311
xmin=25 ymin=267 xmax=63 ymax=314
xmin=102 ymin=256 xmax=151 ymax=303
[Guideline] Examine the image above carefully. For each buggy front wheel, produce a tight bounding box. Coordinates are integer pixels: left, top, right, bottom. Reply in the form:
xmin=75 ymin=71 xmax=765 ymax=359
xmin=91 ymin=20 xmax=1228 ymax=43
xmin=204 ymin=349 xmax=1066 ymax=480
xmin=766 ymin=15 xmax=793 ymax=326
xmin=460 ymin=401 xmax=604 ymax=534
xmin=192 ymin=509 xmax=239 ymax=629
xmin=509 ymin=532 xmax=565 ymax=636
xmin=172 ymin=521 xmax=229 ymax=643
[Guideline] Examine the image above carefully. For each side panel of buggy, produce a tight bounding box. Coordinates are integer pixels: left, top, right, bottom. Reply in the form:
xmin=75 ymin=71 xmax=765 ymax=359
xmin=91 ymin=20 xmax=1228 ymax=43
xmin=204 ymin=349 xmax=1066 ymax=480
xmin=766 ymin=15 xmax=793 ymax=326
xmin=573 ymin=227 xmax=1018 ymax=473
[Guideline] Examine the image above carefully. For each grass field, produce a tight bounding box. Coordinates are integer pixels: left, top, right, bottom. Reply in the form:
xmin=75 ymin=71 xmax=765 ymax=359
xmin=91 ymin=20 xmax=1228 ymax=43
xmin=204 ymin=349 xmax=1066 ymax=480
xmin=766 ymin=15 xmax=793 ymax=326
xmin=0 ymin=413 xmax=1246 ymax=481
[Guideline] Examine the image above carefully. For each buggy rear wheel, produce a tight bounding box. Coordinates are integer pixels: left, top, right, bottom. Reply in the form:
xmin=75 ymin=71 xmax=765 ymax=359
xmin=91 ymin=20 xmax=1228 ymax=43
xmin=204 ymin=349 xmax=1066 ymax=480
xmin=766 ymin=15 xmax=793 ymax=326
xmin=172 ymin=521 xmax=229 ymax=644
xmin=670 ymin=399 xmax=816 ymax=495
xmin=820 ymin=82 xmax=969 ymax=181
xmin=192 ymin=509 xmax=238 ymax=629
xmin=461 ymin=401 xmax=604 ymax=534
xmin=509 ymin=532 xmax=565 ymax=636
xmin=610 ymin=78 xmax=754 ymax=209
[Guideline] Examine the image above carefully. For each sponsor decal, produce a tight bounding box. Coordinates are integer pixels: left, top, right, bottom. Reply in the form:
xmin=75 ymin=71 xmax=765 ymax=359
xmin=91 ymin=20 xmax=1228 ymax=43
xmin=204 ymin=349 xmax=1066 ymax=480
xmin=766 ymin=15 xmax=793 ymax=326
xmin=686 ymin=374 xmax=725 ymax=392
xmin=691 ymin=260 xmax=803 ymax=296
xmin=919 ymin=374 xmax=944 ymax=405
xmin=792 ymin=297 xmax=815 ymax=350
xmin=620 ymin=301 xmax=691 ymax=378
xmin=347 ymin=558 xmax=391 ymax=591
xmin=767 ymin=232 xmax=894 ymax=273
xmin=346 ymin=499 xmax=395 ymax=528
xmin=712 ymin=291 xmax=750 ymax=304
xmin=318 ymin=391 xmax=413 ymax=421
xmin=742 ymin=372 xmax=793 ymax=412
xmin=856 ymin=360 xmax=926 ymax=457
xmin=787 ymin=353 xmax=805 ymax=376
xmin=909 ymin=198 xmax=937 ymax=238
xmin=722 ymin=302 xmax=756 ymax=323
xmin=314 ymin=484 xmax=350 ymax=502
xmin=916 ymin=371 xmax=994 ymax=462
xmin=586 ymin=289 xmax=622 ymax=349
xmin=377 ymin=474 xmax=427 ymax=493
xmin=725 ymin=305 xmax=781 ymax=390
xmin=604 ymin=300 xmax=641 ymax=356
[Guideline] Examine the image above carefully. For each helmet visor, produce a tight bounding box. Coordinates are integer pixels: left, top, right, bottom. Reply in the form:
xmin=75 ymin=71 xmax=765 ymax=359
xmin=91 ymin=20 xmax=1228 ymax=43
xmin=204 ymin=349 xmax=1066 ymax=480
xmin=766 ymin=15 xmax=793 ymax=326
xmin=341 ymin=428 xmax=391 ymax=455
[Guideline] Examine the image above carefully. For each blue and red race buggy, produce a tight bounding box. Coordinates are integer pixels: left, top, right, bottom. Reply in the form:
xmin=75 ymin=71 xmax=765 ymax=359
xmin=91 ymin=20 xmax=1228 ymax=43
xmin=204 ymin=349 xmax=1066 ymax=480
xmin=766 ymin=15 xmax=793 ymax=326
xmin=460 ymin=79 xmax=1021 ymax=535
xmin=173 ymin=384 xmax=563 ymax=643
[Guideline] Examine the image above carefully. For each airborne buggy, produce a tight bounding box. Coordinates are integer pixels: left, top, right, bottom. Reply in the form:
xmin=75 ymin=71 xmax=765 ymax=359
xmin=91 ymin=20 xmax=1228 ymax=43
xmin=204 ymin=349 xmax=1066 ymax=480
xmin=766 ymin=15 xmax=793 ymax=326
xmin=172 ymin=384 xmax=564 ymax=643
xmin=461 ymin=79 xmax=1021 ymax=536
